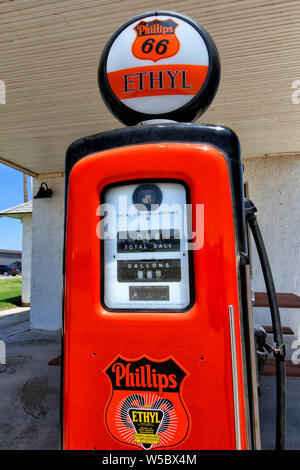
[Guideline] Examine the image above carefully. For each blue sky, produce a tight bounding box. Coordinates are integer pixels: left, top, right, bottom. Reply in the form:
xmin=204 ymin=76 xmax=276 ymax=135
xmin=0 ymin=163 xmax=32 ymax=250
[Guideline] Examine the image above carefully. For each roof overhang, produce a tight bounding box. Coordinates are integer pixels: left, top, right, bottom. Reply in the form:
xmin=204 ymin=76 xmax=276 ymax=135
xmin=1 ymin=1 xmax=300 ymax=175
xmin=0 ymin=201 xmax=32 ymax=220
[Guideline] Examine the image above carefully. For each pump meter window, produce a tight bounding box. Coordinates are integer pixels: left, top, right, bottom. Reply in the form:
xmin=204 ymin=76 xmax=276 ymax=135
xmin=102 ymin=181 xmax=192 ymax=311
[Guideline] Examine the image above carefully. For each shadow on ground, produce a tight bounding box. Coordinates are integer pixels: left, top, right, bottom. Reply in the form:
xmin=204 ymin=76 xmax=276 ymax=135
xmin=0 ymin=315 xmax=61 ymax=450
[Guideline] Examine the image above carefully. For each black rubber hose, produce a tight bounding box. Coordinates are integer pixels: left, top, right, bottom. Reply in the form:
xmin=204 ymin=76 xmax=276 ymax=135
xmin=245 ymin=199 xmax=286 ymax=450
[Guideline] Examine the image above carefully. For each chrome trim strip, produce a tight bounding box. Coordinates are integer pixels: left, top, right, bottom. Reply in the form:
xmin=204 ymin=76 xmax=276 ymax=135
xmin=244 ymin=267 xmax=261 ymax=449
xmin=229 ymin=304 xmax=242 ymax=450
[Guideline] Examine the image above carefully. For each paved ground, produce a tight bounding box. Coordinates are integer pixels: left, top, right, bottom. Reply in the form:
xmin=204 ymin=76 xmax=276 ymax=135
xmin=0 ymin=307 xmax=30 ymax=338
xmin=0 ymin=275 xmax=22 ymax=279
xmin=0 ymin=310 xmax=61 ymax=450
xmin=259 ymin=375 xmax=300 ymax=450
xmin=0 ymin=309 xmax=299 ymax=450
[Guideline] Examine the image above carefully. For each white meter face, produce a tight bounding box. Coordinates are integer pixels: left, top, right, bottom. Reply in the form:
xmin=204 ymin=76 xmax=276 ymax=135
xmin=102 ymin=181 xmax=192 ymax=311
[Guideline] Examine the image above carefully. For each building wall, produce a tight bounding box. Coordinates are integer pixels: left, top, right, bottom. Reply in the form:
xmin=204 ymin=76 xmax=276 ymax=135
xmin=21 ymin=214 xmax=32 ymax=306
xmin=30 ymin=174 xmax=64 ymax=330
xmin=243 ymin=155 xmax=300 ymax=337
xmin=0 ymin=251 xmax=22 ymax=265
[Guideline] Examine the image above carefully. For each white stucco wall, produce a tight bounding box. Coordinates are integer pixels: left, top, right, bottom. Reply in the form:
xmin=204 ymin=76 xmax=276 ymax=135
xmin=21 ymin=214 xmax=32 ymax=305
xmin=30 ymin=174 xmax=64 ymax=330
xmin=243 ymin=155 xmax=300 ymax=337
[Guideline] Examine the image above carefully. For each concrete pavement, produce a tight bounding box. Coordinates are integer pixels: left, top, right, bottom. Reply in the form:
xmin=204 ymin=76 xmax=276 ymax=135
xmin=0 ymin=307 xmax=30 ymax=339
xmin=259 ymin=375 xmax=300 ymax=450
xmin=0 ymin=309 xmax=60 ymax=450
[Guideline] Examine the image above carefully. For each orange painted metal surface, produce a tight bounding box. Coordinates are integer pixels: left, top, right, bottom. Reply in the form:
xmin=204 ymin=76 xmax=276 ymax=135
xmin=63 ymin=143 xmax=248 ymax=450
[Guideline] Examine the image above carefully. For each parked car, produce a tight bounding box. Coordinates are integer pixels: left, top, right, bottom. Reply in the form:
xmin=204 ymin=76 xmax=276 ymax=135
xmin=9 ymin=262 xmax=21 ymax=274
xmin=0 ymin=264 xmax=18 ymax=276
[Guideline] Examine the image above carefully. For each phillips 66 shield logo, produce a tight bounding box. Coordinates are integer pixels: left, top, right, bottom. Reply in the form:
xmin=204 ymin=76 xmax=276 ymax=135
xmin=104 ymin=355 xmax=190 ymax=449
xmin=132 ymin=18 xmax=180 ymax=62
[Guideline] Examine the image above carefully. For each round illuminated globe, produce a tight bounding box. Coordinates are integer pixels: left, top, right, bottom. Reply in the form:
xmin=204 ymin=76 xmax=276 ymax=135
xmin=98 ymin=11 xmax=220 ymax=125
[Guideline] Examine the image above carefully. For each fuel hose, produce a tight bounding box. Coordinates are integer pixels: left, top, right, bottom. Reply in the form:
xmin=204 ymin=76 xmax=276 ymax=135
xmin=245 ymin=198 xmax=286 ymax=450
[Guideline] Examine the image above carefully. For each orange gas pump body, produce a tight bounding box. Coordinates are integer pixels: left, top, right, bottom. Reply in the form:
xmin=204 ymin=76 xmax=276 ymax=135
xmin=63 ymin=142 xmax=248 ymax=450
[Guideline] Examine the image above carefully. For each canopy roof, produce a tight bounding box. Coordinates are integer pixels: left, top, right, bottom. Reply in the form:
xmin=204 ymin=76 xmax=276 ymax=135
xmin=0 ymin=201 xmax=32 ymax=219
xmin=0 ymin=1 xmax=299 ymax=175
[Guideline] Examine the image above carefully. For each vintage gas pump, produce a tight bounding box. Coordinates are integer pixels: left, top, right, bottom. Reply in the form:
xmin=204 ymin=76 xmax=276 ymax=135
xmin=62 ymin=11 xmax=286 ymax=450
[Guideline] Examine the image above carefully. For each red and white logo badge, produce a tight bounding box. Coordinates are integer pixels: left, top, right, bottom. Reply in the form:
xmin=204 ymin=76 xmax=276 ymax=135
xmin=104 ymin=355 xmax=190 ymax=449
xmin=132 ymin=19 xmax=180 ymax=62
